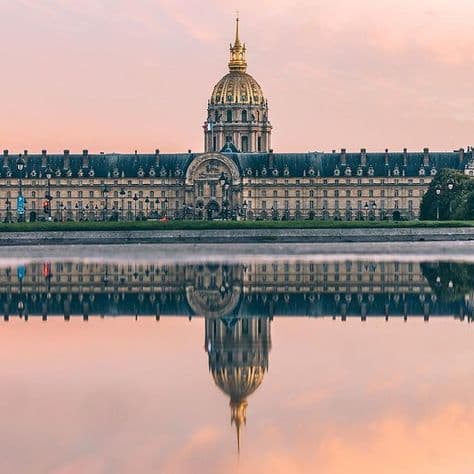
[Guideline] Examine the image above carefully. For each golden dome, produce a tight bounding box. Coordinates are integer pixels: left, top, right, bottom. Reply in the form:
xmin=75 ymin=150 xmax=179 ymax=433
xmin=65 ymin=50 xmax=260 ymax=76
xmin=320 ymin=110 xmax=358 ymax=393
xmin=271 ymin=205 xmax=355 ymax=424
xmin=210 ymin=16 xmax=266 ymax=106
xmin=211 ymin=72 xmax=265 ymax=106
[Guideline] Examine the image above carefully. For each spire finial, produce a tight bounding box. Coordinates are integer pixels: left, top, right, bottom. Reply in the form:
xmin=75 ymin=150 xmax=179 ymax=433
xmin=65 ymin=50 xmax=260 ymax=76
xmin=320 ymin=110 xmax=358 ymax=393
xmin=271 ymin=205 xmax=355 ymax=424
xmin=229 ymin=14 xmax=247 ymax=72
xmin=235 ymin=11 xmax=240 ymax=45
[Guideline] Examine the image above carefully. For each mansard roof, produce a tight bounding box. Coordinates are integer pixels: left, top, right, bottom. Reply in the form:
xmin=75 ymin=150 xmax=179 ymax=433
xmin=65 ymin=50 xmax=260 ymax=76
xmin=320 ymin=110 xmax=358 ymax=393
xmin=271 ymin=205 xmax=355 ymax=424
xmin=0 ymin=148 xmax=469 ymax=179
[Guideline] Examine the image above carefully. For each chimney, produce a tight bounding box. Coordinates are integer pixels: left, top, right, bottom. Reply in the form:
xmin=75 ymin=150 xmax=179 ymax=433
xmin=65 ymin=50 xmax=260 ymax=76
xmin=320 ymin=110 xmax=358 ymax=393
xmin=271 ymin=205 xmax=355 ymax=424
xmin=458 ymin=148 xmax=465 ymax=167
xmin=269 ymin=148 xmax=274 ymax=169
xmin=384 ymin=148 xmax=389 ymax=166
xmin=3 ymin=150 xmax=8 ymax=168
xmin=82 ymin=149 xmax=89 ymax=168
xmin=403 ymin=148 xmax=408 ymax=167
xmin=360 ymin=148 xmax=367 ymax=167
xmin=63 ymin=149 xmax=70 ymax=170
xmin=423 ymin=147 xmax=429 ymax=167
xmin=340 ymin=148 xmax=346 ymax=166
xmin=41 ymin=150 xmax=47 ymax=168
xmin=155 ymin=149 xmax=160 ymax=167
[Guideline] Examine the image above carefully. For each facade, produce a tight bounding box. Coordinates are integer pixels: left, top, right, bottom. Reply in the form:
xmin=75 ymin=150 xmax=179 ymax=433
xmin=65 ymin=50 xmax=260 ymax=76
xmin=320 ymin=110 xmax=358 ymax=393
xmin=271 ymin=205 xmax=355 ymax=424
xmin=2 ymin=19 xmax=472 ymax=222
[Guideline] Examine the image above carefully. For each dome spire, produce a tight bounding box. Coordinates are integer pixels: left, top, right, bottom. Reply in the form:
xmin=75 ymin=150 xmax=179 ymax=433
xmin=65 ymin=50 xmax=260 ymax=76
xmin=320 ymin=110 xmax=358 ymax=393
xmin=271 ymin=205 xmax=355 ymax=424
xmin=231 ymin=398 xmax=248 ymax=455
xmin=229 ymin=14 xmax=247 ymax=73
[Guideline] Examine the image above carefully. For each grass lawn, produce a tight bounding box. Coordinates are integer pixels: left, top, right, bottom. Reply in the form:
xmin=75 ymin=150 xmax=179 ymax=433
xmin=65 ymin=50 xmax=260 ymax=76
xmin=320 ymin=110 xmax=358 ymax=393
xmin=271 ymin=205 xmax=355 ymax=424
xmin=0 ymin=219 xmax=472 ymax=232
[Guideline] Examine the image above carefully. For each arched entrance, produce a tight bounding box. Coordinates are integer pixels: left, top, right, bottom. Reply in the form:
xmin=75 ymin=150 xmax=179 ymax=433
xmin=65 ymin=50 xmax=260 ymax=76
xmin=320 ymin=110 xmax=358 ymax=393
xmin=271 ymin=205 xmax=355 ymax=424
xmin=206 ymin=200 xmax=220 ymax=220
xmin=185 ymin=153 xmax=241 ymax=219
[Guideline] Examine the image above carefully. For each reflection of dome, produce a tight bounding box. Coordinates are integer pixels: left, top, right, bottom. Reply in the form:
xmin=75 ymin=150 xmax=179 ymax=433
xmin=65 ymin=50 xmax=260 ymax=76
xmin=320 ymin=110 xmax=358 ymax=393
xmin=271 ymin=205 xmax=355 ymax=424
xmin=205 ymin=317 xmax=271 ymax=453
xmin=211 ymin=72 xmax=265 ymax=106
xmin=212 ymin=366 xmax=265 ymax=401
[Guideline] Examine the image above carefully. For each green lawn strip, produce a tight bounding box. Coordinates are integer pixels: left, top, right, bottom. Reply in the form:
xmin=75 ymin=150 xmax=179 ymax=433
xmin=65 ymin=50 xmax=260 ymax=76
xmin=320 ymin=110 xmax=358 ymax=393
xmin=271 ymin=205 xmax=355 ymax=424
xmin=0 ymin=220 xmax=472 ymax=233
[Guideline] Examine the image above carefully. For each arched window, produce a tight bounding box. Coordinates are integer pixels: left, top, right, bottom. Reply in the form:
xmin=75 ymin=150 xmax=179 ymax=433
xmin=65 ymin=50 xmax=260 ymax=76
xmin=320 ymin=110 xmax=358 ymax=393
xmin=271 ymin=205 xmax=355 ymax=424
xmin=242 ymin=110 xmax=248 ymax=122
xmin=226 ymin=110 xmax=232 ymax=123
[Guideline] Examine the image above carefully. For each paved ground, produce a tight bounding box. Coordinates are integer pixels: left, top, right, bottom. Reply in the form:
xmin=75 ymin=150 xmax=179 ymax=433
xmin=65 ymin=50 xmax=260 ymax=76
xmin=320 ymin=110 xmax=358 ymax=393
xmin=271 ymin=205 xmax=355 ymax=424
xmin=0 ymin=227 xmax=474 ymax=247
xmin=0 ymin=241 xmax=473 ymax=264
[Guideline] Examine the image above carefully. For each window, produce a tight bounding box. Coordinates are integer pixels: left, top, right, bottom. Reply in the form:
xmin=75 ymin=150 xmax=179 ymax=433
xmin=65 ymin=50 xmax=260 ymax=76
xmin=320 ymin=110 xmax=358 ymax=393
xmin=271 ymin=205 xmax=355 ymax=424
xmin=273 ymin=190 xmax=278 ymax=197
xmin=226 ymin=110 xmax=232 ymax=123
xmin=309 ymin=190 xmax=314 ymax=197
xmin=241 ymin=136 xmax=249 ymax=152
xmin=257 ymin=136 xmax=262 ymax=152
xmin=242 ymin=110 xmax=248 ymax=122
xmin=346 ymin=190 xmax=351 ymax=197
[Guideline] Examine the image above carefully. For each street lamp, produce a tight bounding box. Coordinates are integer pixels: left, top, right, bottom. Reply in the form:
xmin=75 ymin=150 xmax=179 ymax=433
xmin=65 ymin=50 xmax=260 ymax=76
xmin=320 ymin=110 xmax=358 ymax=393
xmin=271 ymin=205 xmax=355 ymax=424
xmin=119 ymin=188 xmax=126 ymax=220
xmin=102 ymin=184 xmax=109 ymax=221
xmin=16 ymin=155 xmax=26 ymax=222
xmin=133 ymin=193 xmax=139 ymax=219
xmin=371 ymin=202 xmax=377 ymax=221
xmin=145 ymin=196 xmax=150 ymax=218
xmin=447 ymin=179 xmax=455 ymax=217
xmin=155 ymin=198 xmax=160 ymax=218
xmin=59 ymin=202 xmax=64 ymax=221
xmin=5 ymin=198 xmax=11 ymax=223
xmin=364 ymin=202 xmax=369 ymax=221
xmin=45 ymin=167 xmax=53 ymax=221
xmin=164 ymin=197 xmax=168 ymax=218
xmin=243 ymin=200 xmax=248 ymax=221
xmin=435 ymin=186 xmax=441 ymax=220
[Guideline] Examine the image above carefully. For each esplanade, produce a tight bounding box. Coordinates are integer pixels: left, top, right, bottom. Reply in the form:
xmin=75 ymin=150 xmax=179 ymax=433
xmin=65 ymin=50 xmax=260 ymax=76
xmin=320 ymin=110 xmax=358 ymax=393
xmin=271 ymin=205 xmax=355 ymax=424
xmin=2 ymin=18 xmax=473 ymax=223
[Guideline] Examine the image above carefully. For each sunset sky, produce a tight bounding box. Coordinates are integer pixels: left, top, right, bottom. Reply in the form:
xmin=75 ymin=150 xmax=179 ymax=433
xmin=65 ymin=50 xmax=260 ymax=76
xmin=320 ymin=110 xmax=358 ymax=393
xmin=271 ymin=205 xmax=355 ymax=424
xmin=1 ymin=0 xmax=473 ymax=153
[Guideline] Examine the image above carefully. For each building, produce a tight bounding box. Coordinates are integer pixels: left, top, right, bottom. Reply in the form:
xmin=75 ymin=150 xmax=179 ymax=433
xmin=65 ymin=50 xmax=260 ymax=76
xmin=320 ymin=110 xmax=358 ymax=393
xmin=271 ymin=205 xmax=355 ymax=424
xmin=2 ymin=18 xmax=472 ymax=222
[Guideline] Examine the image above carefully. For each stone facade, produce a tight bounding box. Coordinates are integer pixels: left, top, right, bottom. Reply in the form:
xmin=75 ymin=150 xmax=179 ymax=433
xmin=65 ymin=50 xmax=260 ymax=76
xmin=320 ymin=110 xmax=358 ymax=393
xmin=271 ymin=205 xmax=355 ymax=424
xmin=1 ymin=18 xmax=471 ymax=222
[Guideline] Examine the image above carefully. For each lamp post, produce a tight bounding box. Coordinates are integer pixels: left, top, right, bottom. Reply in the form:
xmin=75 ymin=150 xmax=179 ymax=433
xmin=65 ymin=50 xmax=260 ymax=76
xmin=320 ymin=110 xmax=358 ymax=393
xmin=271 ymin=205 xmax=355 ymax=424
xmin=224 ymin=179 xmax=230 ymax=219
xmin=75 ymin=203 xmax=79 ymax=221
xmin=164 ymin=197 xmax=168 ymax=218
xmin=5 ymin=198 xmax=11 ymax=223
xmin=45 ymin=167 xmax=52 ymax=221
xmin=119 ymin=188 xmax=126 ymax=221
xmin=435 ymin=186 xmax=441 ymax=220
xmin=133 ymin=193 xmax=138 ymax=220
xmin=59 ymin=202 xmax=64 ymax=222
xmin=372 ymin=202 xmax=377 ymax=221
xmin=155 ymin=198 xmax=160 ymax=218
xmin=447 ymin=178 xmax=454 ymax=218
xmin=145 ymin=196 xmax=150 ymax=218
xmin=16 ymin=155 xmax=26 ymax=222
xmin=364 ymin=202 xmax=369 ymax=221
xmin=243 ymin=200 xmax=248 ymax=221
xmin=102 ymin=184 xmax=109 ymax=221
xmin=219 ymin=172 xmax=226 ymax=219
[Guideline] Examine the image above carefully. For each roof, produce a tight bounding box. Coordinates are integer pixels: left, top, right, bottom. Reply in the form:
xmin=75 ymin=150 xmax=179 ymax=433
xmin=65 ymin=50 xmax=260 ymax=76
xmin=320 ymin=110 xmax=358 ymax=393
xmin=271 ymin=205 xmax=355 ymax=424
xmin=1 ymin=149 xmax=470 ymax=179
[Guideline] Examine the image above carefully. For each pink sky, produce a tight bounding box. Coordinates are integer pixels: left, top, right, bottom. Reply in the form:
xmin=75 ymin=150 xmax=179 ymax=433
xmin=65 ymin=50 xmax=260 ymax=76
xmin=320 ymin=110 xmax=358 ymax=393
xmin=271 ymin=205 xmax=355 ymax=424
xmin=1 ymin=0 xmax=473 ymax=154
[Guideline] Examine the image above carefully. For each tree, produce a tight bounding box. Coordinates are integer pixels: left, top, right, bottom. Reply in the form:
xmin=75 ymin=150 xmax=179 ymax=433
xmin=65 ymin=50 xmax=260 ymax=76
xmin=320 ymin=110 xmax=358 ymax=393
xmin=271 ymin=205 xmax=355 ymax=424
xmin=420 ymin=169 xmax=474 ymax=220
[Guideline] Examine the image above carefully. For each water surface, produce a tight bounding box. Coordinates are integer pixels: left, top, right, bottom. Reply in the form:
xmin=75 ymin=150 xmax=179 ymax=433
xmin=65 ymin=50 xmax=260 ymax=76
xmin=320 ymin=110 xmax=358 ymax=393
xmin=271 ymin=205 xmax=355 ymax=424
xmin=0 ymin=245 xmax=473 ymax=473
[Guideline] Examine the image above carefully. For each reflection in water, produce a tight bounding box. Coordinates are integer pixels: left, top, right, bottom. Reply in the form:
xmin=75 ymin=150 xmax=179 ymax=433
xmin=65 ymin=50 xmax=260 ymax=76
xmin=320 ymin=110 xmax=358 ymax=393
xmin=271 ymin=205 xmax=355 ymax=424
xmin=3 ymin=260 xmax=474 ymax=320
xmin=2 ymin=259 xmax=474 ymax=455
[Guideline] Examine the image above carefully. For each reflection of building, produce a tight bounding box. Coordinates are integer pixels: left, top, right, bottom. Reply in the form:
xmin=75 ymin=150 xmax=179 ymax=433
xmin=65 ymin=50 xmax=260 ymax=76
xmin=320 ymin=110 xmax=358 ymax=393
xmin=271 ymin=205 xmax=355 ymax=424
xmin=3 ymin=18 xmax=472 ymax=222
xmin=205 ymin=317 xmax=271 ymax=452
xmin=0 ymin=260 xmax=473 ymax=320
